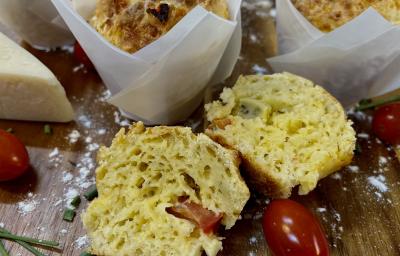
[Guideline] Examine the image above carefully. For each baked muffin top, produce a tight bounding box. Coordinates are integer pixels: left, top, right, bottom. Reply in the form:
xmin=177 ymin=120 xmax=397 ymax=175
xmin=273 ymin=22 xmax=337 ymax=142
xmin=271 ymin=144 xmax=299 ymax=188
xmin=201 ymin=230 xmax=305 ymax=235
xmin=91 ymin=0 xmax=229 ymax=53
xmin=292 ymin=0 xmax=400 ymax=32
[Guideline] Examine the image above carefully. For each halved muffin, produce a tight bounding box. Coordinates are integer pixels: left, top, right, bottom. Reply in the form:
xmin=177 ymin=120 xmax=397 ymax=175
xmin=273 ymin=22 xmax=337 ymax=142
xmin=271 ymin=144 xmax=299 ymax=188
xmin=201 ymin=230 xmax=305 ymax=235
xmin=205 ymin=73 xmax=356 ymax=198
xmin=82 ymin=122 xmax=249 ymax=256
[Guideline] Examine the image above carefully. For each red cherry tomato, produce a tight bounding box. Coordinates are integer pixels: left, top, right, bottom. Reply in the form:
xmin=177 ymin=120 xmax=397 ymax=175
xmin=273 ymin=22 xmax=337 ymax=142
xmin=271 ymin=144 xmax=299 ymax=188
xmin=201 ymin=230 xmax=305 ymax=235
xmin=0 ymin=129 xmax=30 ymax=181
xmin=73 ymin=42 xmax=94 ymax=69
xmin=262 ymin=199 xmax=330 ymax=256
xmin=372 ymin=103 xmax=400 ymax=145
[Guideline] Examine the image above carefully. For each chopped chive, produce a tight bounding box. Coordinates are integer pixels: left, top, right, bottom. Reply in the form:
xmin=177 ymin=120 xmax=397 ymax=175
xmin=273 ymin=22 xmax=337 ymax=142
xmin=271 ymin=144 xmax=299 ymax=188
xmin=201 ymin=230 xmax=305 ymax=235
xmin=84 ymin=186 xmax=98 ymax=201
xmin=80 ymin=252 xmax=94 ymax=256
xmin=63 ymin=209 xmax=76 ymax=222
xmin=358 ymin=98 xmax=372 ymax=106
xmin=0 ymin=239 xmax=9 ymax=256
xmin=44 ymin=124 xmax=52 ymax=135
xmin=0 ymin=228 xmax=45 ymax=256
xmin=356 ymin=94 xmax=400 ymax=111
xmin=0 ymin=232 xmax=59 ymax=248
xmin=71 ymin=196 xmax=81 ymax=208
xmin=355 ymin=143 xmax=362 ymax=155
xmin=5 ymin=128 xmax=13 ymax=134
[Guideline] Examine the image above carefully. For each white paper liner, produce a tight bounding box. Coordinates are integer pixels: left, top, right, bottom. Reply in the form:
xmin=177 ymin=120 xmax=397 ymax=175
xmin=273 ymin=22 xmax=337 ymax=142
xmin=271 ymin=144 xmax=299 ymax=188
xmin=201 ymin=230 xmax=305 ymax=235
xmin=268 ymin=0 xmax=400 ymax=106
xmin=0 ymin=0 xmax=74 ymax=48
xmin=52 ymin=0 xmax=241 ymax=125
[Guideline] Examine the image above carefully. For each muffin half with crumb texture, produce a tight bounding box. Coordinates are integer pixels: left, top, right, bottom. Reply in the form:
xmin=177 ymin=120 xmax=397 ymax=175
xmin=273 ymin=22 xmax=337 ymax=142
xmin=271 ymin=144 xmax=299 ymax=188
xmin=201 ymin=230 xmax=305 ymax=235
xmin=205 ymin=73 xmax=356 ymax=198
xmin=82 ymin=122 xmax=250 ymax=256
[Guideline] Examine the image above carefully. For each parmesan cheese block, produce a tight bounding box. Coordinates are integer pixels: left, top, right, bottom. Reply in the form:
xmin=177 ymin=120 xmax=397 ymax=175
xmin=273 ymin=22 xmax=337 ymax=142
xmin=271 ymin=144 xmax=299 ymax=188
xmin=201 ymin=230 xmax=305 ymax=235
xmin=0 ymin=32 xmax=74 ymax=122
xmin=82 ymin=122 xmax=250 ymax=256
xmin=205 ymin=73 xmax=356 ymax=198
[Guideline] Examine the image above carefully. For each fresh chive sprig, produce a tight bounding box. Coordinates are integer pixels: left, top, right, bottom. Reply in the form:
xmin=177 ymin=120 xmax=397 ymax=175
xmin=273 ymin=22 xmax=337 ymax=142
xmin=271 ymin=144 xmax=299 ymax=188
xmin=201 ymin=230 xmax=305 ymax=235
xmin=0 ymin=228 xmax=44 ymax=256
xmin=0 ymin=239 xmax=9 ymax=256
xmin=0 ymin=232 xmax=59 ymax=249
xmin=356 ymin=94 xmax=400 ymax=111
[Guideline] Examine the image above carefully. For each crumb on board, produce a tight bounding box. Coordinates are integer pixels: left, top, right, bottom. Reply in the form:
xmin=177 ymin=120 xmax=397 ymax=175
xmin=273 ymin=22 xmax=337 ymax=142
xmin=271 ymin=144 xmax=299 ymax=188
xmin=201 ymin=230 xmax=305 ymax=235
xmin=74 ymin=235 xmax=89 ymax=249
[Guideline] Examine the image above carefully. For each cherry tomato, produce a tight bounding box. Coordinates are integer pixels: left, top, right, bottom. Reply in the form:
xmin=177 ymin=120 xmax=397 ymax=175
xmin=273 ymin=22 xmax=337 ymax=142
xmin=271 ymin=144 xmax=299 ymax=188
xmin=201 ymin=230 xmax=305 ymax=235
xmin=262 ymin=199 xmax=329 ymax=256
xmin=73 ymin=42 xmax=94 ymax=69
xmin=0 ymin=129 xmax=30 ymax=181
xmin=372 ymin=103 xmax=400 ymax=145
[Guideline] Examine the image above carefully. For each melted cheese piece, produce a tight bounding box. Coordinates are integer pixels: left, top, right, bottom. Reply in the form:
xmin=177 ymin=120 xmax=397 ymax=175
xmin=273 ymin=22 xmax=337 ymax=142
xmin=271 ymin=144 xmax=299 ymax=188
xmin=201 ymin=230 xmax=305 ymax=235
xmin=0 ymin=32 xmax=74 ymax=122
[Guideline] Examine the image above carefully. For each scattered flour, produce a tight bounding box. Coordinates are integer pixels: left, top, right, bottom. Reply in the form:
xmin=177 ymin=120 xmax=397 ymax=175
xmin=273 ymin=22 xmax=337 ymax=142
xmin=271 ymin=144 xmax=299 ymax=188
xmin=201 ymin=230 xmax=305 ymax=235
xmin=87 ymin=143 xmax=99 ymax=152
xmin=74 ymin=235 xmax=89 ymax=249
xmin=252 ymin=64 xmax=267 ymax=74
xmin=113 ymin=111 xmax=130 ymax=126
xmin=357 ymin=133 xmax=369 ymax=139
xmin=97 ymin=128 xmax=107 ymax=135
xmin=249 ymin=236 xmax=257 ymax=245
xmin=331 ymin=173 xmax=342 ymax=180
xmin=67 ymin=130 xmax=81 ymax=143
xmin=347 ymin=165 xmax=360 ymax=173
xmin=367 ymin=175 xmax=388 ymax=193
xmin=98 ymin=90 xmax=112 ymax=102
xmin=379 ymin=156 xmax=388 ymax=166
xmin=62 ymin=172 xmax=74 ymax=183
xmin=78 ymin=115 xmax=92 ymax=128
xmin=18 ymin=197 xmax=39 ymax=215
xmin=48 ymin=148 xmax=63 ymax=169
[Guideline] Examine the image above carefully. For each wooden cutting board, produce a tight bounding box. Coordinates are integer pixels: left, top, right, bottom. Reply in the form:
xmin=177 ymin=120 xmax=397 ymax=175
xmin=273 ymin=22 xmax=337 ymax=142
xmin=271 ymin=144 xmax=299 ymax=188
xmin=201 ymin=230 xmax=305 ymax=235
xmin=1 ymin=2 xmax=400 ymax=255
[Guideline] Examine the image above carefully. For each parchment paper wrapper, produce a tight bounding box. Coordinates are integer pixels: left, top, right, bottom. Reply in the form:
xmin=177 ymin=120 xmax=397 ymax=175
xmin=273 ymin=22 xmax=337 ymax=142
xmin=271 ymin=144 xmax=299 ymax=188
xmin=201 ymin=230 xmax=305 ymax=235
xmin=0 ymin=0 xmax=74 ymax=48
xmin=52 ymin=0 xmax=242 ymax=125
xmin=268 ymin=0 xmax=400 ymax=106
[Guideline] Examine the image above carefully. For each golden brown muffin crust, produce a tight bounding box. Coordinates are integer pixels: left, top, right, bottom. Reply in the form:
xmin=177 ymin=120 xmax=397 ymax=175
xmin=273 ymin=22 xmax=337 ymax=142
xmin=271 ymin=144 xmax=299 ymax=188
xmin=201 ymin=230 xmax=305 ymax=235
xmin=91 ymin=0 xmax=230 ymax=53
xmin=292 ymin=0 xmax=400 ymax=32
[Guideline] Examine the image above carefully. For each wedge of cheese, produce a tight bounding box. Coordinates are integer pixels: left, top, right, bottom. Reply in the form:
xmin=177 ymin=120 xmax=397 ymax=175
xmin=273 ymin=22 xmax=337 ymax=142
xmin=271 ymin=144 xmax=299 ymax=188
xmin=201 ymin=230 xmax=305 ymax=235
xmin=0 ymin=32 xmax=74 ymax=122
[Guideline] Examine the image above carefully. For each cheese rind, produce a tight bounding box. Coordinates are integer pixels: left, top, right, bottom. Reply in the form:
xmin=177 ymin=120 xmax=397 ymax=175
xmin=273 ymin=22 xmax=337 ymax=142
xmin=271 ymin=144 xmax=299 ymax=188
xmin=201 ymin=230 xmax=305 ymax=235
xmin=0 ymin=32 xmax=74 ymax=122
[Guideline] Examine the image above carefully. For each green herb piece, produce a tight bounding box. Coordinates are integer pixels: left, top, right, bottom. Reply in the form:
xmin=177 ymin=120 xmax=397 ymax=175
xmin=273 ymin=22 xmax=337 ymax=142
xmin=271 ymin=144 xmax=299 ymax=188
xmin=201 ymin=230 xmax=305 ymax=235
xmin=0 ymin=239 xmax=9 ymax=256
xmin=15 ymin=240 xmax=45 ymax=256
xmin=71 ymin=196 xmax=81 ymax=208
xmin=355 ymin=143 xmax=362 ymax=155
xmin=5 ymin=128 xmax=13 ymax=134
xmin=63 ymin=209 xmax=76 ymax=222
xmin=356 ymin=94 xmax=400 ymax=111
xmin=0 ymin=231 xmax=59 ymax=248
xmin=44 ymin=124 xmax=52 ymax=135
xmin=84 ymin=186 xmax=98 ymax=201
xmin=0 ymin=228 xmax=47 ymax=256
xmin=80 ymin=252 xmax=94 ymax=256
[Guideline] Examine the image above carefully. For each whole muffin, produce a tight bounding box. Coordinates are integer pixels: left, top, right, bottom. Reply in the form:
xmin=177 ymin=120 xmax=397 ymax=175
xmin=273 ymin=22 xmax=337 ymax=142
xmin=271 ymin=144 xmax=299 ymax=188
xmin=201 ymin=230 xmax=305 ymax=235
xmin=91 ymin=0 xmax=230 ymax=53
xmin=292 ymin=0 xmax=400 ymax=32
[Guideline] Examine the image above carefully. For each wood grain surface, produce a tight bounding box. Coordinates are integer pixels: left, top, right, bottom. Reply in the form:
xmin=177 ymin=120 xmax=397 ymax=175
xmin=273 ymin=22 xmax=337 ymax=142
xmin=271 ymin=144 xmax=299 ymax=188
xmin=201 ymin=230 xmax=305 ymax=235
xmin=1 ymin=1 xmax=400 ymax=255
